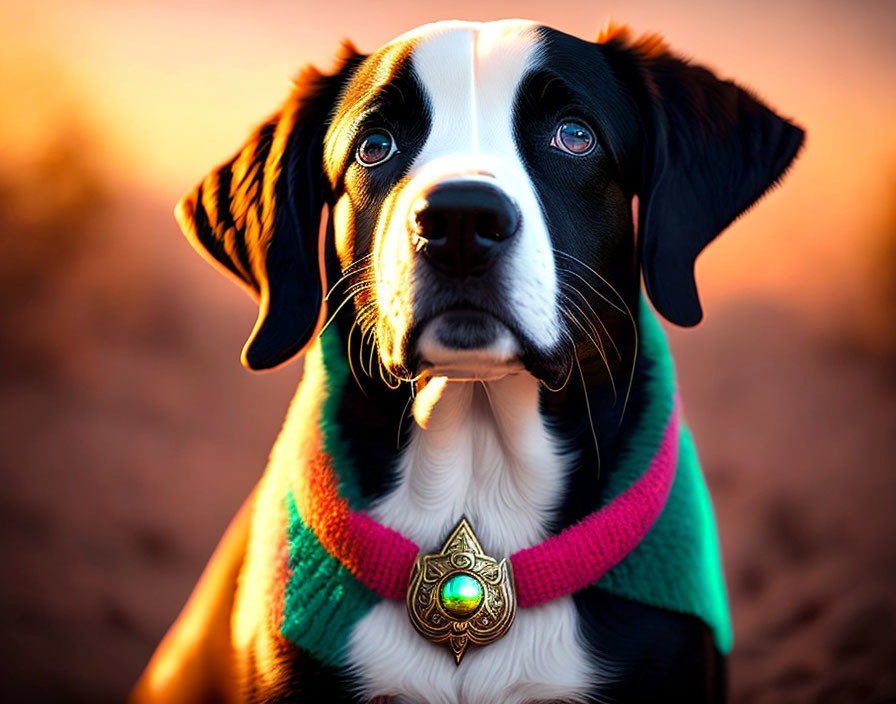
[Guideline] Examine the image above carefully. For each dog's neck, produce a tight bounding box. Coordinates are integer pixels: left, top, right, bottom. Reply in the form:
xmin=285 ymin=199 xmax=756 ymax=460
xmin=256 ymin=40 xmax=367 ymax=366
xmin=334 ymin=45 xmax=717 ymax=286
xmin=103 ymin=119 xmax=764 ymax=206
xmin=366 ymin=373 xmax=568 ymax=555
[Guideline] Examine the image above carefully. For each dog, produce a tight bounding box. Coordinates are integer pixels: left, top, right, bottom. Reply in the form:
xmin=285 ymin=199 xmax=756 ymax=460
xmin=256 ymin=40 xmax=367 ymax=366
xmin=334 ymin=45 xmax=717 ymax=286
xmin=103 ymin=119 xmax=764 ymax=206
xmin=130 ymin=19 xmax=803 ymax=704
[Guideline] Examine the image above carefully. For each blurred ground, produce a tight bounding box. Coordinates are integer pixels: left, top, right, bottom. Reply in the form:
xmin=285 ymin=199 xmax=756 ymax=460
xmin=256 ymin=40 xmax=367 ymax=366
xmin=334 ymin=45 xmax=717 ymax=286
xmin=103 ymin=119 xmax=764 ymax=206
xmin=672 ymin=310 xmax=896 ymax=704
xmin=1 ymin=2 xmax=895 ymax=702
xmin=0 ymin=184 xmax=298 ymax=702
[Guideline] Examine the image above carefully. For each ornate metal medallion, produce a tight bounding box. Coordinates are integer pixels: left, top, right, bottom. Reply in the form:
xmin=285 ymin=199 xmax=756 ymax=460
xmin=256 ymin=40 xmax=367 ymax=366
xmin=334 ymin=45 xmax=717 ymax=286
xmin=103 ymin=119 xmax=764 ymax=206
xmin=406 ymin=517 xmax=516 ymax=664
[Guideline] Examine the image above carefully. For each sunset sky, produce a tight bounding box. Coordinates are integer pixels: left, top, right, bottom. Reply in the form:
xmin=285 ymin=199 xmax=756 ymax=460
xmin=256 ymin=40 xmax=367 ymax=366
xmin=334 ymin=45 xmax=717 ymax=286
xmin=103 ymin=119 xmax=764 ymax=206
xmin=2 ymin=0 xmax=895 ymax=316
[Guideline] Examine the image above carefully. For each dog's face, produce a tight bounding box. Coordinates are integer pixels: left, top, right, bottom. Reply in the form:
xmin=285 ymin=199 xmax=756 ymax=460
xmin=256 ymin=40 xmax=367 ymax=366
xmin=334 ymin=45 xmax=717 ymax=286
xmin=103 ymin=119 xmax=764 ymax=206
xmin=176 ymin=20 xmax=803 ymax=382
xmin=323 ymin=21 xmax=636 ymax=386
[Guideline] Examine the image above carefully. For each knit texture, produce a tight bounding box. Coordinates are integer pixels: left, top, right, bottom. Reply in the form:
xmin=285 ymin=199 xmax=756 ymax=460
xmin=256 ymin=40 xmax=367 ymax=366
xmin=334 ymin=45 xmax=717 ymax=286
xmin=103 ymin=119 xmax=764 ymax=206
xmin=511 ymin=398 xmax=678 ymax=607
xmin=278 ymin=299 xmax=732 ymax=664
xmin=280 ymin=492 xmax=380 ymax=664
xmin=596 ymin=304 xmax=732 ymax=653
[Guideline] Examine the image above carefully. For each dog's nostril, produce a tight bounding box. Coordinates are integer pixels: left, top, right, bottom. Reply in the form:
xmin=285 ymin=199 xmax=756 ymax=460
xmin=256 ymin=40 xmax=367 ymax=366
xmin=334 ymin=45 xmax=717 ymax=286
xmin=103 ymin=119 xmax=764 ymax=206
xmin=413 ymin=210 xmax=448 ymax=242
xmin=474 ymin=209 xmax=516 ymax=243
xmin=410 ymin=182 xmax=520 ymax=279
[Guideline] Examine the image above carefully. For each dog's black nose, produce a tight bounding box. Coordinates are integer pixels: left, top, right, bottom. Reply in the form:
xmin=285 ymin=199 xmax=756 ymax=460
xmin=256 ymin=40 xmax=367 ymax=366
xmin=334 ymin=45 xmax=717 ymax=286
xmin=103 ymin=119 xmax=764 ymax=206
xmin=410 ymin=182 xmax=520 ymax=279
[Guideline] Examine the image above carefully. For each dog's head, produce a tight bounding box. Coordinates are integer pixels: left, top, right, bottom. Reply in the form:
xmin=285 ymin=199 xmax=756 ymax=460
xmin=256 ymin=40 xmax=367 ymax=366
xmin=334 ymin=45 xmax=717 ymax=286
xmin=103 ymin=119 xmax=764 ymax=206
xmin=176 ymin=20 xmax=803 ymax=387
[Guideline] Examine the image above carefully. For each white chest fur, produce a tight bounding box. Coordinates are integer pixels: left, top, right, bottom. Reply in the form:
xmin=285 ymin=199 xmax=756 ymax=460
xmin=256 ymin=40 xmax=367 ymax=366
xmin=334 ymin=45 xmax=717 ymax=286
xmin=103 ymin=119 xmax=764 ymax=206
xmin=347 ymin=374 xmax=594 ymax=704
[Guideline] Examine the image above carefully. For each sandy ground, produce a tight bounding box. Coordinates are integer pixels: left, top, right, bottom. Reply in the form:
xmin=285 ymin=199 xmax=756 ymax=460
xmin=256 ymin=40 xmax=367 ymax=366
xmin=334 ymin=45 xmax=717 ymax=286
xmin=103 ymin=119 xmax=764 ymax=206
xmin=1 ymin=192 xmax=894 ymax=703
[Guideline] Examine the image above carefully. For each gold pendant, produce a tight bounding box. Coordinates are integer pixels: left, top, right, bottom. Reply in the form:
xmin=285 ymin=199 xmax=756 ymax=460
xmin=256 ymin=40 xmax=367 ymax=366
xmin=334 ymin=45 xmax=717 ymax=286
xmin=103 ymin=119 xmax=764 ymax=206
xmin=406 ymin=517 xmax=516 ymax=664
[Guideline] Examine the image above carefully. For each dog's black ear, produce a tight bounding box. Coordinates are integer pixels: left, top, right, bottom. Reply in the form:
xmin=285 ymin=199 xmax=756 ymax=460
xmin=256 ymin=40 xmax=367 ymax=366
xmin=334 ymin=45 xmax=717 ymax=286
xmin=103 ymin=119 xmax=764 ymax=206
xmin=603 ymin=30 xmax=804 ymax=326
xmin=175 ymin=45 xmax=361 ymax=369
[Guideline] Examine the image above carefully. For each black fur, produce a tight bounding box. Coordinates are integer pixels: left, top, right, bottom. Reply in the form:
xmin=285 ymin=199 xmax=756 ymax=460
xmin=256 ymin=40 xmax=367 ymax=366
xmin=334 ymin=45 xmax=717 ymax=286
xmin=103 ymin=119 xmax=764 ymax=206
xmin=575 ymin=588 xmax=727 ymax=703
xmin=602 ymin=33 xmax=805 ymax=326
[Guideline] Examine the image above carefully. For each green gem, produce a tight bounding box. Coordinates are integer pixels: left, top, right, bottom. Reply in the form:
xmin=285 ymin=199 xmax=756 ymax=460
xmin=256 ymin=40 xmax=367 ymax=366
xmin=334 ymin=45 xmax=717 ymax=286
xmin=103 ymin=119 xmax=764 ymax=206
xmin=439 ymin=574 xmax=484 ymax=617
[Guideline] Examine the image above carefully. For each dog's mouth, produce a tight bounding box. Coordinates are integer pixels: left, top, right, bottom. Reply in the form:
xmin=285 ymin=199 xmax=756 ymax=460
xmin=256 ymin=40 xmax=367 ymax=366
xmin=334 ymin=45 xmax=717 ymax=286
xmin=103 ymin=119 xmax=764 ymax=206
xmin=404 ymin=305 xmax=570 ymax=385
xmin=415 ymin=308 xmax=523 ymax=380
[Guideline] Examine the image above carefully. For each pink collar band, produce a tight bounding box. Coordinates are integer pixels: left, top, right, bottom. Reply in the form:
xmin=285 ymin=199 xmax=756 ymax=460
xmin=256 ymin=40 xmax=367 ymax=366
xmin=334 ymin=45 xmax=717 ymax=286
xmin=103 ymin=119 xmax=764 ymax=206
xmin=334 ymin=399 xmax=680 ymax=608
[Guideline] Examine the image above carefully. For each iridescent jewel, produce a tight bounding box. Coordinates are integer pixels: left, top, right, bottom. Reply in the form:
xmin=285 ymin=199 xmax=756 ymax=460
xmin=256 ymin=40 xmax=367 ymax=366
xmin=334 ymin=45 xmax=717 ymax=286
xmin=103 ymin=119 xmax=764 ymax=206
xmin=439 ymin=574 xmax=484 ymax=617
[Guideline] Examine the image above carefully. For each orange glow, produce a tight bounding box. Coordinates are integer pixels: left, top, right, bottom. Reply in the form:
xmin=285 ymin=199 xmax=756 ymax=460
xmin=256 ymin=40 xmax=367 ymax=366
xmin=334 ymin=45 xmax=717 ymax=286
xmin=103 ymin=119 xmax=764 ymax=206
xmin=413 ymin=374 xmax=450 ymax=429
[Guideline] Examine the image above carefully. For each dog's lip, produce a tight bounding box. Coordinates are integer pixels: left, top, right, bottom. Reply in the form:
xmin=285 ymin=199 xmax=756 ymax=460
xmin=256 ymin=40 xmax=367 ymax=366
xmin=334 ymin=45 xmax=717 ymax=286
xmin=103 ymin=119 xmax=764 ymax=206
xmin=413 ymin=303 xmax=511 ymax=334
xmin=419 ymin=361 xmax=526 ymax=382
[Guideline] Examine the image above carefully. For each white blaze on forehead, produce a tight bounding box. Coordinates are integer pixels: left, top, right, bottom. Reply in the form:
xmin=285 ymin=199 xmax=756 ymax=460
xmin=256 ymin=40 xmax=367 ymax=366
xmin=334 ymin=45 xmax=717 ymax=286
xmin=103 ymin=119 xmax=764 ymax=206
xmin=392 ymin=20 xmax=561 ymax=350
xmin=408 ymin=20 xmax=540 ymax=160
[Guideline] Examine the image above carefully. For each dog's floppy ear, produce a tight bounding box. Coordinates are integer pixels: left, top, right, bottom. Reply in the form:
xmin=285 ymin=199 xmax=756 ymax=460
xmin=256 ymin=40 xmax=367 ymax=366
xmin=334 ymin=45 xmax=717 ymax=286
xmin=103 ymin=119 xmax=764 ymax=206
xmin=176 ymin=45 xmax=361 ymax=369
xmin=603 ymin=29 xmax=804 ymax=326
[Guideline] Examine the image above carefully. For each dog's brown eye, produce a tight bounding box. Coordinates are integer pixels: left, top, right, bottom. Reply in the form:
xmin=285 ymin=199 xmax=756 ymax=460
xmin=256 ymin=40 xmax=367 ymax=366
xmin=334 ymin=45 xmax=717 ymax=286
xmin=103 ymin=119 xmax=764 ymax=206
xmin=551 ymin=121 xmax=596 ymax=156
xmin=356 ymin=130 xmax=397 ymax=167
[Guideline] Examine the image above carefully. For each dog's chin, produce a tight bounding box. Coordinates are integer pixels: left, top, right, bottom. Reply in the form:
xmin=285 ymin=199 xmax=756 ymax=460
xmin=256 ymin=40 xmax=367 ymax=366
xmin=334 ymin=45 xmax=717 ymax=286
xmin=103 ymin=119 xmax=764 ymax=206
xmin=415 ymin=311 xmax=524 ymax=381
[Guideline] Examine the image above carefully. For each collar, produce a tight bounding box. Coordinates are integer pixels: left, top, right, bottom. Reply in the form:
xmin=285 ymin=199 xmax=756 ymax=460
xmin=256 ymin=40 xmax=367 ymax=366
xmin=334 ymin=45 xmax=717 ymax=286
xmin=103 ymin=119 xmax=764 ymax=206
xmin=288 ymin=346 xmax=678 ymax=611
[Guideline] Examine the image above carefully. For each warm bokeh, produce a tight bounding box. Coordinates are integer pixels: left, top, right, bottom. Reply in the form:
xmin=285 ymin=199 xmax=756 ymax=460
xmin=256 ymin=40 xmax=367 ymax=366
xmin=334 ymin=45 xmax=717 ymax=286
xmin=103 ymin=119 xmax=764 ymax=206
xmin=1 ymin=1 xmax=894 ymax=702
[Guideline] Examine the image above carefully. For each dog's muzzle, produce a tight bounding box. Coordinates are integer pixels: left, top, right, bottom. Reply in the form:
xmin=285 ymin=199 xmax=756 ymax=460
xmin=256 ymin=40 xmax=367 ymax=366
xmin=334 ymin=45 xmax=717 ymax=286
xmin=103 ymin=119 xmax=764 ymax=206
xmin=409 ymin=181 xmax=520 ymax=280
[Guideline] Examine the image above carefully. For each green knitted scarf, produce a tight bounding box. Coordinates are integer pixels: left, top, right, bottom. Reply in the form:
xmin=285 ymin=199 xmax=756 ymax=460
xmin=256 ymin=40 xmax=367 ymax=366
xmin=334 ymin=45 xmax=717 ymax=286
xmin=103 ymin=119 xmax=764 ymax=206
xmin=280 ymin=300 xmax=732 ymax=666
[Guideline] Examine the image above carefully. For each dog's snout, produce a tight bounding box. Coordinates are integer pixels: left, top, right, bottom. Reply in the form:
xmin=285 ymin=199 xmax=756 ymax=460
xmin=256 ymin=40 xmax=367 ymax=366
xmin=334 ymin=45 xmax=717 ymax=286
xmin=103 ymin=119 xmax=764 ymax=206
xmin=410 ymin=182 xmax=520 ymax=279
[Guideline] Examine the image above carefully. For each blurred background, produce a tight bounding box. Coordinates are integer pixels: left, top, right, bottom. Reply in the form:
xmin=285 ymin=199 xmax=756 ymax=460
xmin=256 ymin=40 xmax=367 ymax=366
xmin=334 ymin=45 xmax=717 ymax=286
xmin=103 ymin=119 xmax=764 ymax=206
xmin=1 ymin=0 xmax=894 ymax=702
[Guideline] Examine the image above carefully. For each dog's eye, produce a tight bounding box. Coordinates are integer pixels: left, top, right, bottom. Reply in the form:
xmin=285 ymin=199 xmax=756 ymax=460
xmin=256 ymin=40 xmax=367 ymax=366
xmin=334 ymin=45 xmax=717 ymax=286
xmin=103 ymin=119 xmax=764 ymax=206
xmin=550 ymin=121 xmax=596 ymax=156
xmin=356 ymin=130 xmax=397 ymax=167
